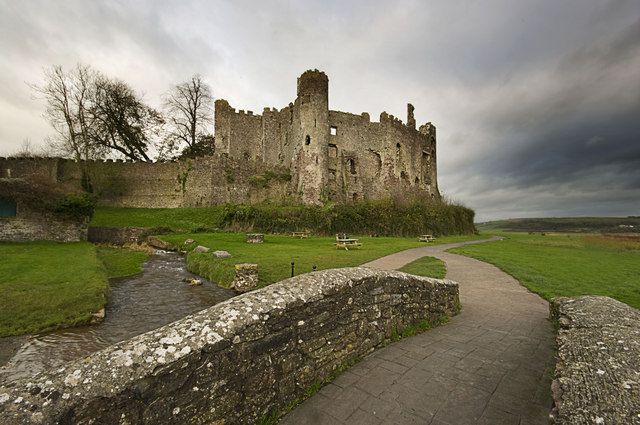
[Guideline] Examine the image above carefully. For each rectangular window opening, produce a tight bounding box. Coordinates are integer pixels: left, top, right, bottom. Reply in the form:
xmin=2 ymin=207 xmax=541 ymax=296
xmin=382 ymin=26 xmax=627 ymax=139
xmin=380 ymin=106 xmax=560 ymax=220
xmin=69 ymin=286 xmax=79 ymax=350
xmin=330 ymin=126 xmax=337 ymax=136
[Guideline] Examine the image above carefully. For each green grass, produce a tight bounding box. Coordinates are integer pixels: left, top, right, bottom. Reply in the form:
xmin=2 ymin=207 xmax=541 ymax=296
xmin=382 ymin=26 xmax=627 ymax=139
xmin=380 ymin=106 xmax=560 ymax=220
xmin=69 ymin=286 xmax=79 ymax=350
xmin=96 ymin=246 xmax=148 ymax=279
xmin=91 ymin=206 xmax=225 ymax=230
xmin=0 ymin=242 xmax=109 ymax=337
xmin=451 ymin=232 xmax=640 ymax=309
xmin=159 ymin=233 xmax=485 ymax=288
xmin=398 ymin=256 xmax=447 ymax=279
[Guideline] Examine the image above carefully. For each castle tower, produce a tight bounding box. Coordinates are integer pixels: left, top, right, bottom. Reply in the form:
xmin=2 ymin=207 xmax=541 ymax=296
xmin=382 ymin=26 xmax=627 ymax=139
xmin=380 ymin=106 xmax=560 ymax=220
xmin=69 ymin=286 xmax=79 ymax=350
xmin=295 ymin=70 xmax=329 ymax=205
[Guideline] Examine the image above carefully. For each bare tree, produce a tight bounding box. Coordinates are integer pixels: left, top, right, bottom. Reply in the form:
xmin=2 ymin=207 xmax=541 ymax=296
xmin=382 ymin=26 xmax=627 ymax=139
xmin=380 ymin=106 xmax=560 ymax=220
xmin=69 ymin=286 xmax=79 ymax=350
xmin=32 ymin=65 xmax=104 ymax=161
xmin=163 ymin=75 xmax=214 ymax=156
xmin=89 ymin=76 xmax=163 ymax=162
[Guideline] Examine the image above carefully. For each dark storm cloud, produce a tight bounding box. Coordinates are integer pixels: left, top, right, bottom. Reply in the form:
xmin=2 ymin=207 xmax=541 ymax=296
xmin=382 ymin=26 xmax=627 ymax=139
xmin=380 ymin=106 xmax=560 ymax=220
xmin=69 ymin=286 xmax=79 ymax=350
xmin=0 ymin=0 xmax=638 ymax=220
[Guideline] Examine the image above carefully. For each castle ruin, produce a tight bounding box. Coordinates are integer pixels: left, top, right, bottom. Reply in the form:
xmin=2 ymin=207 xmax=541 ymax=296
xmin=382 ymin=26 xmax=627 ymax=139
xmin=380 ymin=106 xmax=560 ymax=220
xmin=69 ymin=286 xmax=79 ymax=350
xmin=0 ymin=70 xmax=439 ymax=208
xmin=215 ymin=69 xmax=439 ymax=205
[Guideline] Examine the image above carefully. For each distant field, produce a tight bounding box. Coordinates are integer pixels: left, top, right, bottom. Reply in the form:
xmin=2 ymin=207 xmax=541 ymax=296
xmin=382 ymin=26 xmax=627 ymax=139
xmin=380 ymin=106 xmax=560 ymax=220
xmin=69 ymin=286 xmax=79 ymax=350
xmin=451 ymin=232 xmax=640 ymax=309
xmin=159 ymin=233 xmax=483 ymax=288
xmin=477 ymin=217 xmax=640 ymax=233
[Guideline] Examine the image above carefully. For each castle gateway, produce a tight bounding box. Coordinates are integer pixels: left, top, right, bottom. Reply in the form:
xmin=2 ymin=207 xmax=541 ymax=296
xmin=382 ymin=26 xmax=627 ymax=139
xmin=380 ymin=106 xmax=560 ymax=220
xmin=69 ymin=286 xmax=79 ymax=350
xmin=0 ymin=70 xmax=439 ymax=208
xmin=215 ymin=69 xmax=439 ymax=205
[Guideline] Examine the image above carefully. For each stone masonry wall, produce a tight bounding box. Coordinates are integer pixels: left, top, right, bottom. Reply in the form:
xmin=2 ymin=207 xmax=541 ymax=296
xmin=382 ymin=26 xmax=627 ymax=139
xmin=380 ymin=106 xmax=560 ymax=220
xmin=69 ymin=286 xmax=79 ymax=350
xmin=550 ymin=296 xmax=640 ymax=424
xmin=0 ymin=155 xmax=293 ymax=208
xmin=214 ymin=70 xmax=440 ymax=204
xmin=0 ymin=267 xmax=459 ymax=425
xmin=0 ymin=201 xmax=87 ymax=242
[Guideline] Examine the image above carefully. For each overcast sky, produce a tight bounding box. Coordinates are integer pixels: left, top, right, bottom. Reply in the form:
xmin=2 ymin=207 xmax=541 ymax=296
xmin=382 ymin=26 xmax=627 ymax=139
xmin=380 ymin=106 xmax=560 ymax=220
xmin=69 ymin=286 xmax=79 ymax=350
xmin=0 ymin=0 xmax=638 ymax=221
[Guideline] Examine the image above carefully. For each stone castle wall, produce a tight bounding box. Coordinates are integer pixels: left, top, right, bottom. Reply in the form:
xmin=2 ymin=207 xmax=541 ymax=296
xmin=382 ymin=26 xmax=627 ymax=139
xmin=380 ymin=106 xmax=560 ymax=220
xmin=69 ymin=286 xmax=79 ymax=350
xmin=0 ymin=70 xmax=439 ymax=207
xmin=0 ymin=156 xmax=292 ymax=208
xmin=0 ymin=268 xmax=460 ymax=425
xmin=214 ymin=69 xmax=439 ymax=205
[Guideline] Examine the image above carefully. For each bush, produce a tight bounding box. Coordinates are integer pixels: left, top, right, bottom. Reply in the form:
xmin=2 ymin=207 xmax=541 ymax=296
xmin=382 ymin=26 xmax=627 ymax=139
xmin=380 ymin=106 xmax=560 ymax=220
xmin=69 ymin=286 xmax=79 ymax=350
xmin=220 ymin=198 xmax=475 ymax=236
xmin=55 ymin=193 xmax=97 ymax=220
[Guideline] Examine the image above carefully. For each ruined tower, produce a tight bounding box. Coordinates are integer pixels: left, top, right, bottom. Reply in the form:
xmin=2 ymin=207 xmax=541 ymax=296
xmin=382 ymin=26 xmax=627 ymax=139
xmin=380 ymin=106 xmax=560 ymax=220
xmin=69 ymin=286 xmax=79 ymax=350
xmin=295 ymin=70 xmax=329 ymax=205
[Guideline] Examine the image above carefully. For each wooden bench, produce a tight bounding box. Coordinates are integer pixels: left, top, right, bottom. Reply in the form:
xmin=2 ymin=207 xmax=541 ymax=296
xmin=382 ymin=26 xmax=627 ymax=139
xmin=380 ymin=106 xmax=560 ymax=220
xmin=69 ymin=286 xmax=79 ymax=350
xmin=335 ymin=234 xmax=362 ymax=250
xmin=292 ymin=231 xmax=310 ymax=239
xmin=418 ymin=234 xmax=436 ymax=242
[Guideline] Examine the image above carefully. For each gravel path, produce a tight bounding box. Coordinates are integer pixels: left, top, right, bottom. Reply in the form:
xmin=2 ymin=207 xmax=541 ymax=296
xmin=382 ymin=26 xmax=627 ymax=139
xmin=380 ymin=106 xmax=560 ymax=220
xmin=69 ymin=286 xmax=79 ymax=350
xmin=281 ymin=237 xmax=555 ymax=425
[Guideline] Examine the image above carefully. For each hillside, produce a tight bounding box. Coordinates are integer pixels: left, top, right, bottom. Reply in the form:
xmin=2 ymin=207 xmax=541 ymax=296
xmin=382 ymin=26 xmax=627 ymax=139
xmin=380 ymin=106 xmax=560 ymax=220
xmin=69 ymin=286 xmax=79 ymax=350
xmin=477 ymin=217 xmax=640 ymax=233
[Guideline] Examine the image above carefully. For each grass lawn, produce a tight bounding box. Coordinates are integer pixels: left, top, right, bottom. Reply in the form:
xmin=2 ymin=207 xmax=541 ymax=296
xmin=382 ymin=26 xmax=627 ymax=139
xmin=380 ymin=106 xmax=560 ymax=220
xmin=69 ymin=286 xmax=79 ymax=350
xmin=451 ymin=233 xmax=640 ymax=309
xmin=398 ymin=256 xmax=447 ymax=279
xmin=96 ymin=246 xmax=149 ymax=279
xmin=0 ymin=242 xmax=108 ymax=337
xmin=91 ymin=206 xmax=225 ymax=230
xmin=159 ymin=233 xmax=484 ymax=288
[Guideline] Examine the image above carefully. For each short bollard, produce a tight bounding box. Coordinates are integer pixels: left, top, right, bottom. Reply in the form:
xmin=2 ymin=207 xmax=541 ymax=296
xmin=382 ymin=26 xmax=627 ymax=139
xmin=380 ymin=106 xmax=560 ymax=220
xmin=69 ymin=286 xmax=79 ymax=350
xmin=246 ymin=233 xmax=264 ymax=244
xmin=232 ymin=263 xmax=259 ymax=293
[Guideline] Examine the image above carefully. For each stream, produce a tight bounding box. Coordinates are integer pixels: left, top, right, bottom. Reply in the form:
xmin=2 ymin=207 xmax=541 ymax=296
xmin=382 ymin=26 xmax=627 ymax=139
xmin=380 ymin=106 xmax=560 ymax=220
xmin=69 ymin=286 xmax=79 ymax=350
xmin=0 ymin=251 xmax=235 ymax=384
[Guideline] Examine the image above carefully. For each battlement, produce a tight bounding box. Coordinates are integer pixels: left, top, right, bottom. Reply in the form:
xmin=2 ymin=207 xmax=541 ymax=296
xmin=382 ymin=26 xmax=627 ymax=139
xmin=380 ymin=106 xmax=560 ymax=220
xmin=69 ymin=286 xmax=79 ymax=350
xmin=297 ymin=69 xmax=329 ymax=97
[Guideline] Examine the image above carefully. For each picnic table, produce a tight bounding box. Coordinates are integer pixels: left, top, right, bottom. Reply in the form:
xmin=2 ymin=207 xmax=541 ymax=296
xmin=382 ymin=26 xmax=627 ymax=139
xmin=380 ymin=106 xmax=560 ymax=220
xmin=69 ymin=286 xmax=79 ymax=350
xmin=335 ymin=234 xmax=362 ymax=250
xmin=418 ymin=234 xmax=436 ymax=242
xmin=292 ymin=231 xmax=310 ymax=239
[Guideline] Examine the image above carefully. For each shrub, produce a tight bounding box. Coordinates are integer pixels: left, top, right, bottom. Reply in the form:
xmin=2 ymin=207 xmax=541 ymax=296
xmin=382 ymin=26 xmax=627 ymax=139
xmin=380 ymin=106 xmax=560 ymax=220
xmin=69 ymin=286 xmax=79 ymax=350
xmin=54 ymin=193 xmax=97 ymax=220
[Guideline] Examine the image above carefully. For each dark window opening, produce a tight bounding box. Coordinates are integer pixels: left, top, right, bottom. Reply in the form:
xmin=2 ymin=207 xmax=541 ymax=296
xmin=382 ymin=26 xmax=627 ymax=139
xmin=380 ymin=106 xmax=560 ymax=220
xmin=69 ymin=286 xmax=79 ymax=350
xmin=400 ymin=171 xmax=408 ymax=181
xmin=0 ymin=198 xmax=17 ymax=218
xmin=330 ymin=126 xmax=337 ymax=136
xmin=415 ymin=177 xmax=420 ymax=184
xmin=305 ymin=135 xmax=311 ymax=145
xmin=352 ymin=193 xmax=359 ymax=202
xmin=347 ymin=158 xmax=356 ymax=175
xmin=396 ymin=143 xmax=401 ymax=160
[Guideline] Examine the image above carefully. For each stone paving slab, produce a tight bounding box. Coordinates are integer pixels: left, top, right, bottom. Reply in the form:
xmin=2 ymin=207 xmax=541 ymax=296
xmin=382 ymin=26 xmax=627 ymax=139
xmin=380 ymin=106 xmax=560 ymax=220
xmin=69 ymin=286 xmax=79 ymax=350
xmin=280 ymin=238 xmax=555 ymax=425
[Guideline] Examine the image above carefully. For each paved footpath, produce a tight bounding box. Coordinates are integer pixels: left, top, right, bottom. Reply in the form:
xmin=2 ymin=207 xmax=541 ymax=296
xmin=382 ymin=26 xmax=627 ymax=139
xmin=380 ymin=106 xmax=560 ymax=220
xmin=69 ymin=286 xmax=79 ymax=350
xmin=281 ymin=238 xmax=555 ymax=425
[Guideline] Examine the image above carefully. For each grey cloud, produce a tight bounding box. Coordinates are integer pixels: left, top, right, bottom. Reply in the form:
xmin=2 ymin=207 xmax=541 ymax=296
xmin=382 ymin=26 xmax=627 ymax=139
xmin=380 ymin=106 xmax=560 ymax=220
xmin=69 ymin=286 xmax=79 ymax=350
xmin=0 ymin=0 xmax=638 ymax=220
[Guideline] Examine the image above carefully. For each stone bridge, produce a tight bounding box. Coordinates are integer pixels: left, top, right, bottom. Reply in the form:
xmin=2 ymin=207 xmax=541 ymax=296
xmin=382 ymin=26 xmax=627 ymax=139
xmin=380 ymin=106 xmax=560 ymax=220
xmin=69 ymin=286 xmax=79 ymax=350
xmin=0 ymin=268 xmax=459 ymax=424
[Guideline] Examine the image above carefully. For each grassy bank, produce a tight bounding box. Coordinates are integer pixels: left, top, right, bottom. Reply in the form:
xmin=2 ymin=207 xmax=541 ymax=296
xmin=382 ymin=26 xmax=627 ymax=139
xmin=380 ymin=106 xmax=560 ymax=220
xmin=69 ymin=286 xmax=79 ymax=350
xmin=451 ymin=233 xmax=640 ymax=309
xmin=96 ymin=246 xmax=149 ymax=279
xmin=92 ymin=206 xmax=225 ymax=230
xmin=398 ymin=256 xmax=447 ymax=279
xmin=92 ymin=199 xmax=477 ymax=237
xmin=0 ymin=242 xmax=108 ymax=337
xmin=160 ymin=233 xmax=483 ymax=288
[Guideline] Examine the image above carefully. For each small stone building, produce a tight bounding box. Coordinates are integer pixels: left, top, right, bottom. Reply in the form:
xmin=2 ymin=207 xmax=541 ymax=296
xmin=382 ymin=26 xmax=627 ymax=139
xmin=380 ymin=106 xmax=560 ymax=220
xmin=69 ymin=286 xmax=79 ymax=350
xmin=0 ymin=178 xmax=89 ymax=242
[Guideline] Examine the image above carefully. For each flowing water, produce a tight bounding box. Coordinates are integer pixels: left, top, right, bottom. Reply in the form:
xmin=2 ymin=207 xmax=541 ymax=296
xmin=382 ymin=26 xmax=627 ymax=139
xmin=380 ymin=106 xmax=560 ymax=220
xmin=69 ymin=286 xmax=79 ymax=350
xmin=0 ymin=251 xmax=235 ymax=384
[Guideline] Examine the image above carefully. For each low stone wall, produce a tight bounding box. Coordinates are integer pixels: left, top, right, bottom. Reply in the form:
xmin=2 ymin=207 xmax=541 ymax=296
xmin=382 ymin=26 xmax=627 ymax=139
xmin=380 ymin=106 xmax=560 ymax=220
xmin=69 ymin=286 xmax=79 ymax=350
xmin=87 ymin=226 xmax=172 ymax=245
xmin=550 ymin=296 xmax=640 ymax=424
xmin=0 ymin=267 xmax=459 ymax=425
xmin=0 ymin=209 xmax=87 ymax=242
